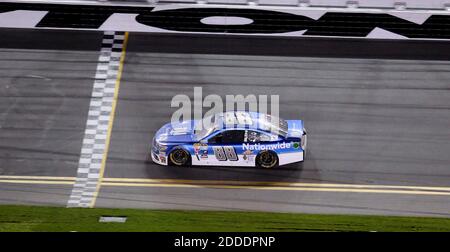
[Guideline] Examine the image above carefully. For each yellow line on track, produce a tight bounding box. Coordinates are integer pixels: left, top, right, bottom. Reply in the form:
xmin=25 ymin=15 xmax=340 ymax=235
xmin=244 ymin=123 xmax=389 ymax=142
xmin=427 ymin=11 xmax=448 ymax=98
xmin=100 ymin=182 xmax=450 ymax=196
xmin=89 ymin=31 xmax=129 ymax=208
xmin=102 ymin=177 xmax=450 ymax=192
xmin=1 ymin=175 xmax=450 ymax=196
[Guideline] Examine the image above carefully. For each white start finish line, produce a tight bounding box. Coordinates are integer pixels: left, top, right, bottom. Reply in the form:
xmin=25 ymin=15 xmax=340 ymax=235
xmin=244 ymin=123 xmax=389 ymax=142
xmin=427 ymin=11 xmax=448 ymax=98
xmin=67 ymin=31 xmax=127 ymax=208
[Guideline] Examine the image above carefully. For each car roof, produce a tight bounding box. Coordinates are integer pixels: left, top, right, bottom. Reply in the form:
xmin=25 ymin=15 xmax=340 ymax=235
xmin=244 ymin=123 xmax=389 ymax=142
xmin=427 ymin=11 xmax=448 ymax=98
xmin=212 ymin=111 xmax=288 ymax=136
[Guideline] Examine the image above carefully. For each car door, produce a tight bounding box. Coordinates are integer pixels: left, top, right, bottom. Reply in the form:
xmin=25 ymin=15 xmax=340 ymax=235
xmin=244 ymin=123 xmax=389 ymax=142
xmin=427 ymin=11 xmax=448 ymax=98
xmin=206 ymin=130 xmax=248 ymax=166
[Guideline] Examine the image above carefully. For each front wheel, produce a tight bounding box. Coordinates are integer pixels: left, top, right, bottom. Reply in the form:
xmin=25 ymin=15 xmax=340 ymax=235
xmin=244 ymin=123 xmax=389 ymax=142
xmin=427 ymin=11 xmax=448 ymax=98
xmin=256 ymin=151 xmax=278 ymax=169
xmin=169 ymin=148 xmax=190 ymax=166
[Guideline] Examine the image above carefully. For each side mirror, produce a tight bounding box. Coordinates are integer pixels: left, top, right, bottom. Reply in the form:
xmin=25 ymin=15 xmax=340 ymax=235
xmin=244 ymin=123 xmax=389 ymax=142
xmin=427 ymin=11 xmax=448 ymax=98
xmin=200 ymin=139 xmax=207 ymax=144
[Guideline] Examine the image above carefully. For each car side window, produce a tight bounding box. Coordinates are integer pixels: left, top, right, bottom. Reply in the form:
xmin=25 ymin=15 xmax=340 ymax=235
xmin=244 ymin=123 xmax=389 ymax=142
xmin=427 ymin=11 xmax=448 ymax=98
xmin=208 ymin=132 xmax=223 ymax=144
xmin=245 ymin=130 xmax=275 ymax=142
xmin=209 ymin=130 xmax=244 ymax=144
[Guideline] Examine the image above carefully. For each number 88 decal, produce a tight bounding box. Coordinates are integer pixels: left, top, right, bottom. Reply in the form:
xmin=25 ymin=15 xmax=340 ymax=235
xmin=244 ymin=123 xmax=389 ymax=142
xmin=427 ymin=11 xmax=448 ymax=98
xmin=213 ymin=146 xmax=238 ymax=161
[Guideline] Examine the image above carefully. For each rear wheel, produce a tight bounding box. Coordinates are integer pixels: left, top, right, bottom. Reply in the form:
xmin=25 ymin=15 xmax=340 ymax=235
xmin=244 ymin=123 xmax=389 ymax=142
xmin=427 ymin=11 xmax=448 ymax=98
xmin=169 ymin=148 xmax=190 ymax=166
xmin=256 ymin=151 xmax=278 ymax=169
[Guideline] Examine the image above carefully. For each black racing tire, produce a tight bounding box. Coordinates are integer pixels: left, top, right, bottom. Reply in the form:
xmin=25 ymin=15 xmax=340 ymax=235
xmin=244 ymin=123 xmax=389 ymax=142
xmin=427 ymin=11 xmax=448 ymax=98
xmin=168 ymin=147 xmax=191 ymax=166
xmin=256 ymin=150 xmax=279 ymax=169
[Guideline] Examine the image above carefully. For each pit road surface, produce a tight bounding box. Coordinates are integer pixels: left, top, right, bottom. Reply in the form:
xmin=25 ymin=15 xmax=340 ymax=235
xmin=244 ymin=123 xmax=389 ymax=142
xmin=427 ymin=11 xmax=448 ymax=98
xmin=1 ymin=29 xmax=449 ymax=217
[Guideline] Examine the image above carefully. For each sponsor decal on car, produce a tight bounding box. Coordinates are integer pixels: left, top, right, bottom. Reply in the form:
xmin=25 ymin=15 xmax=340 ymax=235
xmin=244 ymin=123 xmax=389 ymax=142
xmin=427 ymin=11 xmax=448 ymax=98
xmin=193 ymin=143 xmax=208 ymax=154
xmin=243 ymin=149 xmax=255 ymax=162
xmin=193 ymin=143 xmax=209 ymax=160
xmin=200 ymin=150 xmax=208 ymax=159
xmin=242 ymin=142 xmax=292 ymax=151
xmin=159 ymin=151 xmax=166 ymax=163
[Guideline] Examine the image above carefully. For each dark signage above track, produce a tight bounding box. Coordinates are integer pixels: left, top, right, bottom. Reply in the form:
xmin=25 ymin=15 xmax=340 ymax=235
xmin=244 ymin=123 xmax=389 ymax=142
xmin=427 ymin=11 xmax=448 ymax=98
xmin=1 ymin=2 xmax=450 ymax=40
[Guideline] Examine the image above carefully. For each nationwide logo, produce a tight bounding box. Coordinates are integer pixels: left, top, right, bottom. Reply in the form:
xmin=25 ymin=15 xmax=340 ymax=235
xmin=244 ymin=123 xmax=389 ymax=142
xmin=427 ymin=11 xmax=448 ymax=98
xmin=242 ymin=142 xmax=292 ymax=151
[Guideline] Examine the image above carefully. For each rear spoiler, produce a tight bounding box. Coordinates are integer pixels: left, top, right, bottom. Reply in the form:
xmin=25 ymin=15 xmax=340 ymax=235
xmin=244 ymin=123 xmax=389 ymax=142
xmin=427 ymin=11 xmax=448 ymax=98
xmin=286 ymin=120 xmax=305 ymax=139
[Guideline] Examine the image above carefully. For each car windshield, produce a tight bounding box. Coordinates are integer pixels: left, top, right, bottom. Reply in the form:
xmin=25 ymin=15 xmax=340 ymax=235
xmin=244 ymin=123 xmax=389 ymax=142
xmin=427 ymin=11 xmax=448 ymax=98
xmin=194 ymin=114 xmax=218 ymax=140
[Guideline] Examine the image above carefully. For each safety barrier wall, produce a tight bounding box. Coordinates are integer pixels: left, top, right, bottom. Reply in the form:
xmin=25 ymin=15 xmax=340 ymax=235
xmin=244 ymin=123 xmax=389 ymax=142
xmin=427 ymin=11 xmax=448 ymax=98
xmin=1 ymin=1 xmax=450 ymax=40
xmin=8 ymin=0 xmax=450 ymax=10
xmin=159 ymin=0 xmax=450 ymax=10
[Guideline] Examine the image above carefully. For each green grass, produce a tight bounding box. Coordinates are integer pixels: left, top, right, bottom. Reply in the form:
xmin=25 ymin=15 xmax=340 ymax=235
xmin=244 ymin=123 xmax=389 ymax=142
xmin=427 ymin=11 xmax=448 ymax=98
xmin=0 ymin=205 xmax=449 ymax=232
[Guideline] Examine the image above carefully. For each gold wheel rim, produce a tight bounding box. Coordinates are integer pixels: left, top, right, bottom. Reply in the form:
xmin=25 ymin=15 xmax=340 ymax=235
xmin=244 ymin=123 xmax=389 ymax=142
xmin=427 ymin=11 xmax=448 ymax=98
xmin=170 ymin=149 xmax=188 ymax=166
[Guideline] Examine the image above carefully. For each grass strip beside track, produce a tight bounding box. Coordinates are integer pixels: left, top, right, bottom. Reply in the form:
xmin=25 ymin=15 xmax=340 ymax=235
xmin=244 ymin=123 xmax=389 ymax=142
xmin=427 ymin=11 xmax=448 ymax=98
xmin=0 ymin=205 xmax=449 ymax=232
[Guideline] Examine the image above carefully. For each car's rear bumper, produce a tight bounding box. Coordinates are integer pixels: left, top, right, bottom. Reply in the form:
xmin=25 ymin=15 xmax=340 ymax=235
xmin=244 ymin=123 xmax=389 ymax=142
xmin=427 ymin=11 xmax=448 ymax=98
xmin=278 ymin=150 xmax=304 ymax=166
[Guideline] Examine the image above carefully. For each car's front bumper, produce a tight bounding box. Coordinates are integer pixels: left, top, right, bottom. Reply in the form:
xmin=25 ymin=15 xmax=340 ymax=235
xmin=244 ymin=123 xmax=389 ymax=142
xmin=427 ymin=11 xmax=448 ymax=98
xmin=151 ymin=149 xmax=168 ymax=166
xmin=151 ymin=138 xmax=169 ymax=166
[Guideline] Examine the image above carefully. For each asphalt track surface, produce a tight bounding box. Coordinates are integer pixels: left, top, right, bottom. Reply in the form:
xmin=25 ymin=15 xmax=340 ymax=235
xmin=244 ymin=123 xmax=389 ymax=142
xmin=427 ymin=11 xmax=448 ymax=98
xmin=1 ymin=28 xmax=450 ymax=216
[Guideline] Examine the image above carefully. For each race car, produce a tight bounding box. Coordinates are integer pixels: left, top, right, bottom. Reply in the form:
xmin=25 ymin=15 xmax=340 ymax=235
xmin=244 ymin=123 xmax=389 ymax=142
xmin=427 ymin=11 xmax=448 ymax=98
xmin=150 ymin=111 xmax=307 ymax=169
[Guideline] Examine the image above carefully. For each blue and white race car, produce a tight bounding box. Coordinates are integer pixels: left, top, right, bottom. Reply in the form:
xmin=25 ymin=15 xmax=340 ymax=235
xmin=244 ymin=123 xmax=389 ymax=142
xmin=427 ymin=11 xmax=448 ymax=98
xmin=150 ymin=111 xmax=307 ymax=169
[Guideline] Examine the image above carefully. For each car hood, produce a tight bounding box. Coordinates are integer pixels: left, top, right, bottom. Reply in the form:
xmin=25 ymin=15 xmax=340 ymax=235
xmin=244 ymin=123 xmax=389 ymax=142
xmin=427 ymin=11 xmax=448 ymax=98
xmin=154 ymin=120 xmax=196 ymax=143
